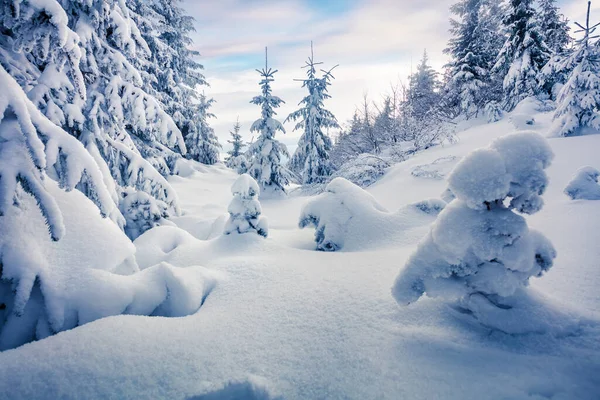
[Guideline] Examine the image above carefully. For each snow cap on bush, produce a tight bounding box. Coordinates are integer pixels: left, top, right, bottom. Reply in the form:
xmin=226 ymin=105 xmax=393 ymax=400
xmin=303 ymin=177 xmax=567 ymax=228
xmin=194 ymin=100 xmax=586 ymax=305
xmin=448 ymin=131 xmax=553 ymax=213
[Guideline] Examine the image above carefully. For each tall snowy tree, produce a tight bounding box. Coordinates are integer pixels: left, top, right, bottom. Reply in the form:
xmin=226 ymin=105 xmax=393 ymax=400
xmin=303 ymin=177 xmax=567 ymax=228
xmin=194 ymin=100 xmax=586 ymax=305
xmin=130 ymin=0 xmax=207 ymax=158
xmin=408 ymin=50 xmax=440 ymax=119
xmin=185 ymin=93 xmax=221 ymax=165
xmin=246 ymin=49 xmax=292 ymax=194
xmin=1 ymin=0 xmax=197 ymax=238
xmin=286 ymin=45 xmax=339 ymax=185
xmin=225 ymin=118 xmax=248 ymax=174
xmin=538 ymin=0 xmax=571 ymax=54
xmin=444 ymin=0 xmax=495 ymax=117
xmin=493 ymin=0 xmax=550 ymax=110
xmin=551 ymin=1 xmax=600 ymax=137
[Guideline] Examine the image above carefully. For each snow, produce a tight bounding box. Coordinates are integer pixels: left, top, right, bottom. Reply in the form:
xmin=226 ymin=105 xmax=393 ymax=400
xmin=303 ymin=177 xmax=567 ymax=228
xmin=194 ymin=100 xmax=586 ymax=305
xmin=0 ymin=105 xmax=599 ymax=399
xmin=564 ymin=166 xmax=600 ymax=200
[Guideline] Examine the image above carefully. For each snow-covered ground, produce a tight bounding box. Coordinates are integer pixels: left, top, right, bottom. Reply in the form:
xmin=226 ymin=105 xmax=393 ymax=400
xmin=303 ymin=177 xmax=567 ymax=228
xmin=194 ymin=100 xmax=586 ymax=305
xmin=1 ymin=107 xmax=599 ymax=399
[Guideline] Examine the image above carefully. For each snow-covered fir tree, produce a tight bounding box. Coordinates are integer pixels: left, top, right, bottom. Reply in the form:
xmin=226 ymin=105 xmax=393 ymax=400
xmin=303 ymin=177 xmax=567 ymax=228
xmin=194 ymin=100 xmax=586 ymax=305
xmin=493 ymin=0 xmax=550 ymax=110
xmin=223 ymin=174 xmax=268 ymax=237
xmin=225 ymin=118 xmax=249 ymax=174
xmin=286 ymin=45 xmax=339 ymax=185
xmin=538 ymin=0 xmax=571 ymax=54
xmin=444 ymin=0 xmax=495 ymax=117
xmin=130 ymin=0 xmax=207 ymax=160
xmin=392 ymin=132 xmax=556 ymax=332
xmin=408 ymin=50 xmax=440 ymax=119
xmin=1 ymin=0 xmax=194 ymax=238
xmin=246 ymin=49 xmax=292 ymax=193
xmin=185 ymin=93 xmax=222 ymax=165
xmin=551 ymin=2 xmax=600 ymax=137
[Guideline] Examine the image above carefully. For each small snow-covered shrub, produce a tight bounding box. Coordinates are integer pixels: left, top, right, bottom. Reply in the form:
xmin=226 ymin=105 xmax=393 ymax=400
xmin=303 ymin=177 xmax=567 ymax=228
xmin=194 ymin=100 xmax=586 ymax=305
xmin=226 ymin=154 xmax=249 ymax=175
xmin=411 ymin=156 xmax=459 ymax=180
xmin=485 ymin=101 xmax=503 ymax=123
xmin=411 ymin=199 xmax=446 ymax=215
xmin=224 ymin=174 xmax=268 ymax=237
xmin=392 ymin=132 xmax=557 ymax=333
xmin=120 ymin=189 xmax=174 ymax=240
xmin=564 ymin=166 xmax=600 ymax=200
xmin=299 ymin=177 xmax=388 ymax=251
xmin=330 ymin=154 xmax=390 ymax=188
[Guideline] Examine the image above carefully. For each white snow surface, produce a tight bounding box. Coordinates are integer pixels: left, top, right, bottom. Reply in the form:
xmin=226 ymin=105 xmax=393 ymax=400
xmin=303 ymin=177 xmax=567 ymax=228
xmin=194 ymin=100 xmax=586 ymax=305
xmin=0 ymin=106 xmax=599 ymax=399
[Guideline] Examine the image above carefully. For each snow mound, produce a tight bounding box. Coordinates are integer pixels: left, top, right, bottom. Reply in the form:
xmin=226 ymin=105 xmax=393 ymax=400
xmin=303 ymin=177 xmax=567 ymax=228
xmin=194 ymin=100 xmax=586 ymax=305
xmin=191 ymin=377 xmax=281 ymax=400
xmin=299 ymin=178 xmax=436 ymax=251
xmin=134 ymin=225 xmax=199 ymax=269
xmin=564 ymin=166 xmax=600 ymax=200
xmin=0 ymin=184 xmax=217 ymax=350
xmin=510 ymin=114 xmax=535 ymax=129
xmin=330 ymin=154 xmax=390 ymax=187
xmin=411 ymin=156 xmax=459 ymax=180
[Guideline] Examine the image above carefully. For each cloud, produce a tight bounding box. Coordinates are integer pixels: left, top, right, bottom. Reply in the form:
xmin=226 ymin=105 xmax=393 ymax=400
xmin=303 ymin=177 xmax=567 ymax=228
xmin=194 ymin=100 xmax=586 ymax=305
xmin=182 ymin=0 xmax=587 ymax=153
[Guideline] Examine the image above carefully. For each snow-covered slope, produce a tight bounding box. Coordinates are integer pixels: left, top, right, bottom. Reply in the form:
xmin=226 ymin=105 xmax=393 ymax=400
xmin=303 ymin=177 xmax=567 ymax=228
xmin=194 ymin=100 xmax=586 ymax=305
xmin=0 ymin=107 xmax=599 ymax=400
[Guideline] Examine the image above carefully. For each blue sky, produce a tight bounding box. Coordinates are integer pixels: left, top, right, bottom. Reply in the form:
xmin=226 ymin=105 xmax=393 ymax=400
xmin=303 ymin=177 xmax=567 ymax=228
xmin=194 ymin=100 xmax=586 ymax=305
xmin=181 ymin=0 xmax=595 ymax=152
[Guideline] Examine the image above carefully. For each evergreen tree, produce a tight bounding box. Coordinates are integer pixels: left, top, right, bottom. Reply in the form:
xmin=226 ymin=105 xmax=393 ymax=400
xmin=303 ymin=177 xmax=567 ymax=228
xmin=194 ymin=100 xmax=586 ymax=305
xmin=551 ymin=2 xmax=600 ymax=137
xmin=537 ymin=0 xmax=572 ymax=98
xmin=246 ymin=49 xmax=292 ymax=193
xmin=538 ymin=0 xmax=571 ymax=54
xmin=286 ymin=45 xmax=339 ymax=185
xmin=444 ymin=0 xmax=492 ymax=117
xmin=393 ymin=133 xmax=556 ymax=333
xmin=225 ymin=118 xmax=249 ymax=174
xmin=131 ymin=0 xmax=207 ymax=156
xmin=1 ymin=0 xmax=194 ymax=238
xmin=408 ymin=50 xmax=440 ymax=119
xmin=374 ymin=97 xmax=396 ymax=143
xmin=493 ymin=0 xmax=550 ymax=110
xmin=223 ymin=174 xmax=268 ymax=237
xmin=185 ymin=93 xmax=221 ymax=164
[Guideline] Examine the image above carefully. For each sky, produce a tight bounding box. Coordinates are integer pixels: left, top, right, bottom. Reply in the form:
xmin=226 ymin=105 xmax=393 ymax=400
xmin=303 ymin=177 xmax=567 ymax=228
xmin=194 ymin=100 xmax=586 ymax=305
xmin=181 ymin=0 xmax=597 ymax=154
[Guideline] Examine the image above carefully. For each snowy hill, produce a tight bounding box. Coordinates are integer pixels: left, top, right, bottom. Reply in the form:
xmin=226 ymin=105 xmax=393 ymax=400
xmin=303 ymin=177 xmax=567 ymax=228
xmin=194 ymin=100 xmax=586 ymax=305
xmin=0 ymin=104 xmax=599 ymax=400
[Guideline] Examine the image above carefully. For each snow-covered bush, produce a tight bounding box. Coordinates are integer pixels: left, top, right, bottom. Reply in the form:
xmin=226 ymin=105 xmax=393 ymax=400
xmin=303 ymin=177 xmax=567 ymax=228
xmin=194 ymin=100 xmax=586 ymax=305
xmin=411 ymin=156 xmax=459 ymax=181
xmin=224 ymin=174 xmax=268 ymax=238
xmin=411 ymin=199 xmax=447 ymax=215
xmin=120 ymin=189 xmax=175 ymax=240
xmin=392 ymin=132 xmax=557 ymax=333
xmin=330 ymin=154 xmax=390 ymax=188
xmin=299 ymin=178 xmax=388 ymax=251
xmin=485 ymin=101 xmax=503 ymax=123
xmin=226 ymin=155 xmax=249 ymax=175
xmin=564 ymin=166 xmax=600 ymax=200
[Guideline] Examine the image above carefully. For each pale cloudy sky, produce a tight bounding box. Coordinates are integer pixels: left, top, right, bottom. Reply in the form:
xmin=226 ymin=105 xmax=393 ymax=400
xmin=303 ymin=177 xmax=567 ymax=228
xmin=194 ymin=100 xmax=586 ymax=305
xmin=181 ymin=0 xmax=596 ymax=152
